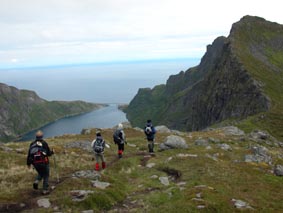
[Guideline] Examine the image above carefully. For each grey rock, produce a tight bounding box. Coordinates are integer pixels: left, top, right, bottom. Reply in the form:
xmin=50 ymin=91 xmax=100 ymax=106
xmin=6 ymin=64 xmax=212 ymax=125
xmin=155 ymin=125 xmax=171 ymax=133
xmin=70 ymin=190 xmax=94 ymax=202
xmin=81 ymin=128 xmax=92 ymax=135
xmin=159 ymin=176 xmax=170 ymax=186
xmin=231 ymin=199 xmax=253 ymax=209
xmin=208 ymin=137 xmax=220 ymax=143
xmin=159 ymin=135 xmax=188 ymax=151
xmin=195 ymin=139 xmax=209 ymax=146
xmin=133 ymin=127 xmax=144 ymax=132
xmin=217 ymin=143 xmax=232 ymax=151
xmin=171 ymin=129 xmax=186 ymax=136
xmin=274 ymin=165 xmax=283 ymax=176
xmin=177 ymin=153 xmax=198 ymax=158
xmin=245 ymin=146 xmax=272 ymax=163
xmin=220 ymin=126 xmax=245 ymax=136
xmin=65 ymin=140 xmax=92 ymax=151
xmin=91 ymin=180 xmax=110 ymax=189
xmin=250 ymin=130 xmax=269 ymax=140
xmin=72 ymin=170 xmax=101 ymax=180
xmin=251 ymin=145 xmax=269 ymax=156
xmin=205 ymin=153 xmax=218 ymax=161
xmin=37 ymin=198 xmax=51 ymax=208
xmin=81 ymin=210 xmax=94 ymax=213
xmin=146 ymin=163 xmax=156 ymax=168
xmin=150 ymin=175 xmax=159 ymax=179
xmin=159 ymin=143 xmax=171 ymax=151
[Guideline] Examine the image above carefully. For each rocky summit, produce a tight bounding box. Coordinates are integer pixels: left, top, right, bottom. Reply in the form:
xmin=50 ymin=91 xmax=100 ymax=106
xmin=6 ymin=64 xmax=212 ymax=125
xmin=125 ymin=16 xmax=283 ymax=141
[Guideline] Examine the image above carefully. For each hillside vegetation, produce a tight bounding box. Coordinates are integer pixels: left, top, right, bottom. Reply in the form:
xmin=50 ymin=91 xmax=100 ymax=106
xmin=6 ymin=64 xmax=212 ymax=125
xmin=0 ymin=126 xmax=283 ymax=212
xmin=0 ymin=83 xmax=105 ymax=142
xmin=125 ymin=16 xmax=283 ymax=141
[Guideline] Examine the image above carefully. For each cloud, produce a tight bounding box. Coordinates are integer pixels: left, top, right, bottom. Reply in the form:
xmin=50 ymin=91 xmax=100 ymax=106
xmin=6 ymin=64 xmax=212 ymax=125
xmin=0 ymin=0 xmax=283 ymax=68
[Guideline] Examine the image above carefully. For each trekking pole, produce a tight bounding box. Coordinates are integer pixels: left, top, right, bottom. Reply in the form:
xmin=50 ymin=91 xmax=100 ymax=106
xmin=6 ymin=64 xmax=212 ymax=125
xmin=53 ymin=152 xmax=60 ymax=183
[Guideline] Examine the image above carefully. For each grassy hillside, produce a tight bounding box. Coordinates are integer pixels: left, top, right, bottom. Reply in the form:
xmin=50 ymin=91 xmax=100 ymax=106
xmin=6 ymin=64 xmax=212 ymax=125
xmin=1 ymin=127 xmax=283 ymax=212
xmin=0 ymin=83 xmax=104 ymax=142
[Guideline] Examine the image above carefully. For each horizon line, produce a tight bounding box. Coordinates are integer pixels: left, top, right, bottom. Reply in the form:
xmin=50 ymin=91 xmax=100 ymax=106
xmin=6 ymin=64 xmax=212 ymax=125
xmin=0 ymin=57 xmax=200 ymax=70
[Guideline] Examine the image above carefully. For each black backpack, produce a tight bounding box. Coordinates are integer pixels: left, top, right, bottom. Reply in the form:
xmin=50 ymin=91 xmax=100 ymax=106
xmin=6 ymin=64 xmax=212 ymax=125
xmin=113 ymin=129 xmax=122 ymax=144
xmin=29 ymin=141 xmax=48 ymax=165
xmin=93 ymin=138 xmax=105 ymax=153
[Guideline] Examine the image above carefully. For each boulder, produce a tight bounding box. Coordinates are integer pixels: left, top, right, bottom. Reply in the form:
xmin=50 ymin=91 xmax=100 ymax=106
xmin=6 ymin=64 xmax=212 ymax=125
xmin=220 ymin=126 xmax=245 ymax=136
xmin=37 ymin=198 xmax=51 ymax=208
xmin=159 ymin=176 xmax=170 ymax=186
xmin=244 ymin=145 xmax=272 ymax=164
xmin=81 ymin=128 xmax=92 ymax=135
xmin=155 ymin=125 xmax=171 ymax=133
xmin=231 ymin=199 xmax=253 ymax=209
xmin=72 ymin=170 xmax=101 ymax=180
xmin=91 ymin=180 xmax=111 ymax=189
xmin=159 ymin=135 xmax=188 ymax=151
xmin=217 ymin=143 xmax=232 ymax=151
xmin=65 ymin=140 xmax=92 ymax=151
xmin=195 ymin=139 xmax=209 ymax=146
xmin=274 ymin=165 xmax=283 ymax=176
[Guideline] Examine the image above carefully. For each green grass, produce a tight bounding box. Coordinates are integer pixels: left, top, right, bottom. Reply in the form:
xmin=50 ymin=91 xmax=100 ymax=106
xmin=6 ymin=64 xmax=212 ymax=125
xmin=1 ymin=127 xmax=283 ymax=212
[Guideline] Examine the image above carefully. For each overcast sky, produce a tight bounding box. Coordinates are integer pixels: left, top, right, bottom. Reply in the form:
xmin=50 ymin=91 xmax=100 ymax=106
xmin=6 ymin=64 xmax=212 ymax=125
xmin=0 ymin=0 xmax=282 ymax=69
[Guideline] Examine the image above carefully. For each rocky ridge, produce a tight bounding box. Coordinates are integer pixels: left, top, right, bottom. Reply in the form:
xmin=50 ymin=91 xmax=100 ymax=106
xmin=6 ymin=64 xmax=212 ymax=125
xmin=125 ymin=16 xmax=283 ymax=140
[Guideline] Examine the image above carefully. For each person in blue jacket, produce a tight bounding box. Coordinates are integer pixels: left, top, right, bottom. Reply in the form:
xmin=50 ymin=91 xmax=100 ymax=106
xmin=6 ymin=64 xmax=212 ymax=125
xmin=144 ymin=120 xmax=156 ymax=153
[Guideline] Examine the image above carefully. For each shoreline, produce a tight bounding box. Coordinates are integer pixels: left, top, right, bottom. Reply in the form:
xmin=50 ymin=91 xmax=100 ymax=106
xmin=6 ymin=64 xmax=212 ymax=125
xmin=15 ymin=104 xmax=108 ymax=142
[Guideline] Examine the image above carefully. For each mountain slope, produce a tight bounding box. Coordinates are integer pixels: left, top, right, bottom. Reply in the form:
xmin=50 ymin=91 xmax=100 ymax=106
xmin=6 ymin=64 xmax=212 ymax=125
xmin=125 ymin=16 xmax=283 ymax=140
xmin=0 ymin=83 xmax=104 ymax=141
xmin=1 ymin=126 xmax=283 ymax=212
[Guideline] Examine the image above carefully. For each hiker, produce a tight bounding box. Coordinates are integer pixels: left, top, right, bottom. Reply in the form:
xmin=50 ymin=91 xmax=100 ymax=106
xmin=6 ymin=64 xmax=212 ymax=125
xmin=91 ymin=132 xmax=107 ymax=171
xmin=144 ymin=120 xmax=156 ymax=153
xmin=113 ymin=123 xmax=126 ymax=158
xmin=27 ymin=130 xmax=54 ymax=195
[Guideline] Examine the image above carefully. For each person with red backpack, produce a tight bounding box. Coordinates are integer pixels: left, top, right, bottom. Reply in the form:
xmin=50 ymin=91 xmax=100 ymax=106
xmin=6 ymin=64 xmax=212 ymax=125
xmin=113 ymin=123 xmax=126 ymax=158
xmin=91 ymin=132 xmax=106 ymax=171
xmin=27 ymin=130 xmax=54 ymax=195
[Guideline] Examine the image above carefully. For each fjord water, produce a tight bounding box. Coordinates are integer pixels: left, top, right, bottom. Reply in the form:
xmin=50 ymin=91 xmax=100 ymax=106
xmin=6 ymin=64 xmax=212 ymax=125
xmin=2 ymin=59 xmax=199 ymax=140
xmin=20 ymin=104 xmax=127 ymax=141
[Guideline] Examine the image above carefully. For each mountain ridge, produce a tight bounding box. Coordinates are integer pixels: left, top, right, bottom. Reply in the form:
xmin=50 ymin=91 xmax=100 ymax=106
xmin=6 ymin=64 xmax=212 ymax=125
xmin=0 ymin=82 xmax=105 ymax=142
xmin=125 ymin=15 xmax=283 ymax=140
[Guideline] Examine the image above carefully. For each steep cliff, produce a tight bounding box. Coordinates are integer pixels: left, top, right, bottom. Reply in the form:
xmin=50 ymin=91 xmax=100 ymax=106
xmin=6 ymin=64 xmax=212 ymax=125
xmin=0 ymin=83 xmax=103 ymax=141
xmin=126 ymin=16 xmax=283 ymax=139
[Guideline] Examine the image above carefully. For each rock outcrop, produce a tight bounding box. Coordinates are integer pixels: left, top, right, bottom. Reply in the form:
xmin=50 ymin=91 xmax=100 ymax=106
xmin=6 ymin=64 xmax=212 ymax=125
xmin=125 ymin=16 xmax=283 ymax=139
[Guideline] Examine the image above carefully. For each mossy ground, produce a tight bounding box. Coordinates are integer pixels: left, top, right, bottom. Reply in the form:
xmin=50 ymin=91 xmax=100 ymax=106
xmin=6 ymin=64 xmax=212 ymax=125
xmin=1 ymin=127 xmax=283 ymax=212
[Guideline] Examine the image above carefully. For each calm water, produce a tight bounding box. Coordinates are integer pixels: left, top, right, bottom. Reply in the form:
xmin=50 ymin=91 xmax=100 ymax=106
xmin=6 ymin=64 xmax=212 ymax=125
xmin=20 ymin=104 xmax=127 ymax=141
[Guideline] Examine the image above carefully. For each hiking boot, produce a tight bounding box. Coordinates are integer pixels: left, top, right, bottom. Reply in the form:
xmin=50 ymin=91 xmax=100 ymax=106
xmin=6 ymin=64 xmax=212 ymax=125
xmin=42 ymin=189 xmax=50 ymax=195
xmin=102 ymin=162 xmax=106 ymax=169
xmin=95 ymin=163 xmax=100 ymax=171
xmin=33 ymin=180 xmax=39 ymax=190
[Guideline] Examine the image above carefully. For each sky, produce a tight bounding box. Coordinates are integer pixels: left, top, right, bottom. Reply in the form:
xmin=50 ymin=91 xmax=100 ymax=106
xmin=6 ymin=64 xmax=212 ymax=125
xmin=0 ymin=0 xmax=283 ymax=69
